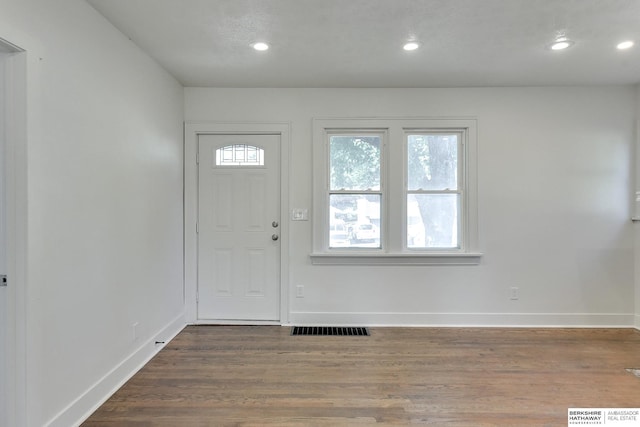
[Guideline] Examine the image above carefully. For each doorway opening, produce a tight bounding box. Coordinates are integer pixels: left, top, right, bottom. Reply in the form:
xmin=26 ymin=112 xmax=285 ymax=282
xmin=184 ymin=123 xmax=291 ymax=325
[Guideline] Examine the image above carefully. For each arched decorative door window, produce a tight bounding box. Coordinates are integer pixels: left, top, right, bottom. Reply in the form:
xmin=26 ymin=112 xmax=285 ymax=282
xmin=215 ymin=144 xmax=264 ymax=166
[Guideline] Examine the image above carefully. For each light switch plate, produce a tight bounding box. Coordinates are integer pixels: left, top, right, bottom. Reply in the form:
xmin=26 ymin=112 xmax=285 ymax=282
xmin=291 ymin=208 xmax=309 ymax=221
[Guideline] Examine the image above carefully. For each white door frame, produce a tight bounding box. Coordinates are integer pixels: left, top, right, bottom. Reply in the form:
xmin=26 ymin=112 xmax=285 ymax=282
xmin=184 ymin=122 xmax=290 ymax=325
xmin=1 ymin=39 xmax=27 ymax=427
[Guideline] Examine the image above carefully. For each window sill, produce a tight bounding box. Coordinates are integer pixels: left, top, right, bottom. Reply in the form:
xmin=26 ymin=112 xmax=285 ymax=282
xmin=309 ymin=252 xmax=483 ymax=266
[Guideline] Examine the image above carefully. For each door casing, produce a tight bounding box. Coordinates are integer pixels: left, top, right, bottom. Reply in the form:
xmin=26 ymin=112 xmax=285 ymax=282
xmin=184 ymin=122 xmax=291 ymax=324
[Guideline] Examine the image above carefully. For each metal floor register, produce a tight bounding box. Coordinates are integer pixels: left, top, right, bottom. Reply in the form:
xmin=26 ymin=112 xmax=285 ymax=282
xmin=291 ymin=326 xmax=370 ymax=336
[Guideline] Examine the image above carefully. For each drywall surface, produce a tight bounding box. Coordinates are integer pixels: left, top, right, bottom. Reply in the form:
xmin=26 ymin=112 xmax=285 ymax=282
xmin=186 ymin=86 xmax=635 ymax=326
xmin=0 ymin=52 xmax=7 ymax=427
xmin=635 ymin=84 xmax=640 ymax=328
xmin=1 ymin=0 xmax=184 ymax=425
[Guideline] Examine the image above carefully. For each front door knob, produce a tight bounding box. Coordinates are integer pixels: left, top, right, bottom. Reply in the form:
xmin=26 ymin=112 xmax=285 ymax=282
xmin=272 ymin=234 xmax=279 ymax=241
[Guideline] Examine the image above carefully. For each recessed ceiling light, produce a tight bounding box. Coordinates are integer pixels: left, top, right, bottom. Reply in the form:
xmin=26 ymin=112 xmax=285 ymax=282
xmin=550 ymin=37 xmax=574 ymax=50
xmin=617 ymin=40 xmax=634 ymax=50
xmin=251 ymin=42 xmax=269 ymax=51
xmin=403 ymin=42 xmax=420 ymax=51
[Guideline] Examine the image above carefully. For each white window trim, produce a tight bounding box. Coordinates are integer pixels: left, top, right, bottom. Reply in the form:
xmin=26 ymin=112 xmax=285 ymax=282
xmin=311 ymin=117 xmax=481 ymax=265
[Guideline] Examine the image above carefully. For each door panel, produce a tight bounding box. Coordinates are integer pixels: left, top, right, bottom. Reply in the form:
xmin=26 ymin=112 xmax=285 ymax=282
xmin=197 ymin=134 xmax=280 ymax=321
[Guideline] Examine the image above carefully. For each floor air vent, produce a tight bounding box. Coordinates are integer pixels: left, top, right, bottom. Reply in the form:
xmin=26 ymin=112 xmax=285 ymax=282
xmin=291 ymin=326 xmax=370 ymax=336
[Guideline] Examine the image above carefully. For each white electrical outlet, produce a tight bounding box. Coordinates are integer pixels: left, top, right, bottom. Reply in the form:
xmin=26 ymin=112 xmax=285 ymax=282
xmin=510 ymin=287 xmax=519 ymax=300
xmin=296 ymin=285 xmax=304 ymax=298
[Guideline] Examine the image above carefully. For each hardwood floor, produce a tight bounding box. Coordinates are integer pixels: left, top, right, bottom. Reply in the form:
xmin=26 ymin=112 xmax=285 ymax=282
xmin=83 ymin=326 xmax=640 ymax=426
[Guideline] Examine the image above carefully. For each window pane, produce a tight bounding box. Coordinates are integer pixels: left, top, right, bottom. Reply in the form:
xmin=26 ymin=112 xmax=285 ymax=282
xmin=407 ymin=134 xmax=458 ymax=191
xmin=234 ymin=145 xmax=245 ymax=161
xmin=215 ymin=145 xmax=264 ymax=166
xmin=407 ymin=194 xmax=459 ymax=249
xmin=330 ymin=135 xmax=381 ymax=191
xmin=222 ymin=146 xmax=233 ymax=161
xmin=330 ymin=194 xmax=381 ymax=248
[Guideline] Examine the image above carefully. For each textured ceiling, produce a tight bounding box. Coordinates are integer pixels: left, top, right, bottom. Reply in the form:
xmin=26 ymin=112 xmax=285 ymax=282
xmin=86 ymin=0 xmax=640 ymax=88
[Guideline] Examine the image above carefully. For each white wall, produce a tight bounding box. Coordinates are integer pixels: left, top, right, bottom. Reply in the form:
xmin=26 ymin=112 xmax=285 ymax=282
xmin=0 ymin=54 xmax=6 ymax=278
xmin=635 ymin=84 xmax=640 ymax=328
xmin=186 ymin=86 xmax=636 ymax=327
xmin=0 ymin=0 xmax=185 ymax=426
xmin=0 ymin=51 xmax=7 ymax=427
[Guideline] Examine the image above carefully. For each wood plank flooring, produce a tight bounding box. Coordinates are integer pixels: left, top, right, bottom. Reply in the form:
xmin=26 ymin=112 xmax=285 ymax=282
xmin=82 ymin=326 xmax=640 ymax=426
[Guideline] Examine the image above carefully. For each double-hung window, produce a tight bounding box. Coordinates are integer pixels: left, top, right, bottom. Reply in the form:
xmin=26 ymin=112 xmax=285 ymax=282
xmin=312 ymin=118 xmax=480 ymax=265
xmin=328 ymin=132 xmax=383 ymax=249
xmin=406 ymin=132 xmax=461 ymax=249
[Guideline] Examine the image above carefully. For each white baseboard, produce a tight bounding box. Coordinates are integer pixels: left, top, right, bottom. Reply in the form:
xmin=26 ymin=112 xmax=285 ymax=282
xmin=289 ymin=311 xmax=635 ymax=328
xmin=193 ymin=319 xmax=281 ymax=325
xmin=635 ymin=315 xmax=640 ymax=330
xmin=47 ymin=312 xmax=186 ymax=427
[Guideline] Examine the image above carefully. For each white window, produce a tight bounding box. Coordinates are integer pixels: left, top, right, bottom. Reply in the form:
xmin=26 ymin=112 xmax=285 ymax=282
xmin=215 ymin=144 xmax=264 ymax=166
xmin=406 ymin=132 xmax=461 ymax=249
xmin=328 ymin=133 xmax=382 ymax=249
xmin=311 ymin=118 xmax=481 ymax=265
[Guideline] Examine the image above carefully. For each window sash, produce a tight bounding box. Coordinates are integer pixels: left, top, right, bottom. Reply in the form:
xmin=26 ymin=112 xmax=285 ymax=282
xmin=327 ymin=131 xmax=385 ymax=251
xmin=406 ymin=132 xmax=461 ymax=192
xmin=328 ymin=132 xmax=383 ymax=192
xmin=404 ymin=130 xmax=464 ymax=252
xmin=405 ymin=193 xmax=462 ymax=249
xmin=328 ymin=193 xmax=382 ymax=249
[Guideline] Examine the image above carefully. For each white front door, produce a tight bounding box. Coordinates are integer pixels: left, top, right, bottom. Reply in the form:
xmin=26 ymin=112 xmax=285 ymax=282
xmin=197 ymin=134 xmax=281 ymax=321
